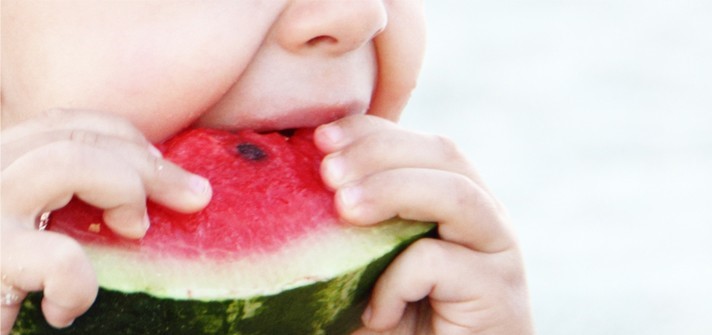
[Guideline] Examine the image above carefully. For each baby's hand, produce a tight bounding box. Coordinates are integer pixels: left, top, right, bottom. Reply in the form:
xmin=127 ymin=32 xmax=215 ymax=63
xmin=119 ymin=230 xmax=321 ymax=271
xmin=0 ymin=109 xmax=212 ymax=334
xmin=315 ymin=115 xmax=533 ymax=334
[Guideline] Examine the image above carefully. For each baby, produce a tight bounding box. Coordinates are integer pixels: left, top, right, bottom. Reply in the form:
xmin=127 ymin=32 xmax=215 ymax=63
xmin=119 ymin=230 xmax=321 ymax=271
xmin=1 ymin=1 xmax=533 ymax=334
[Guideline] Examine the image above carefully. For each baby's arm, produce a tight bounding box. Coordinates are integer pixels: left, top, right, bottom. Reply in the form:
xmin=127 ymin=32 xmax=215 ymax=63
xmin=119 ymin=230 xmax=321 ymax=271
xmin=315 ymin=115 xmax=533 ymax=334
xmin=1 ymin=109 xmax=211 ymax=334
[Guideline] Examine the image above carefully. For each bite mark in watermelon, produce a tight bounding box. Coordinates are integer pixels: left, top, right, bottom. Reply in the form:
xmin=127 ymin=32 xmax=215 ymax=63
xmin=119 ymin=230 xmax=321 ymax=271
xmin=13 ymin=128 xmax=434 ymax=335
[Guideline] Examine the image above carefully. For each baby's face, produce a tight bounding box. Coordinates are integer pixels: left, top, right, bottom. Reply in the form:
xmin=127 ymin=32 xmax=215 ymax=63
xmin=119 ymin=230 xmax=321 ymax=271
xmin=2 ymin=0 xmax=425 ymax=141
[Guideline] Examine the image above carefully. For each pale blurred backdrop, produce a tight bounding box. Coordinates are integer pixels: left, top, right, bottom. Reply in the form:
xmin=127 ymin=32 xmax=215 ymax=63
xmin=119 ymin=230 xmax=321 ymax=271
xmin=402 ymin=1 xmax=712 ymax=334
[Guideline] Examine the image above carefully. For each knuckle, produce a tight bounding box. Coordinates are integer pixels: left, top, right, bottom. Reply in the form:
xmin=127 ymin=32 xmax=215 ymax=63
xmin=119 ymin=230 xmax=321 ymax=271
xmin=330 ymin=114 xmax=360 ymax=131
xmin=46 ymin=141 xmax=90 ymax=172
xmin=341 ymin=114 xmax=388 ymax=131
xmin=38 ymin=109 xmax=147 ymax=145
xmin=356 ymin=132 xmax=394 ymax=157
xmin=448 ymin=173 xmax=481 ymax=208
xmin=406 ymin=238 xmax=446 ymax=269
xmin=47 ymin=238 xmax=89 ymax=276
xmin=453 ymin=177 xmax=500 ymax=223
xmin=431 ymin=133 xmax=463 ymax=162
xmin=44 ymin=237 xmax=98 ymax=306
xmin=68 ymin=129 xmax=101 ymax=146
xmin=362 ymin=113 xmax=389 ymax=128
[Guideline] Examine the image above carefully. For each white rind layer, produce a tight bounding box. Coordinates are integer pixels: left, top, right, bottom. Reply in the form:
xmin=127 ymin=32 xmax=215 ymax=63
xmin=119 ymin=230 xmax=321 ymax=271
xmin=85 ymin=218 xmax=432 ymax=300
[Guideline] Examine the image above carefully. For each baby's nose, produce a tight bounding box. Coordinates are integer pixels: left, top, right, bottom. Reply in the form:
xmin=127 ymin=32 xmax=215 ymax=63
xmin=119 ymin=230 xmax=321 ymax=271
xmin=274 ymin=0 xmax=387 ymax=55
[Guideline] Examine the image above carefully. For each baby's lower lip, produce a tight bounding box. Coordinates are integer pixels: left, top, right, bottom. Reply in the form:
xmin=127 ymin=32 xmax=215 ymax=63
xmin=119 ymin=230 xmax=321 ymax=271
xmin=250 ymin=102 xmax=366 ymax=131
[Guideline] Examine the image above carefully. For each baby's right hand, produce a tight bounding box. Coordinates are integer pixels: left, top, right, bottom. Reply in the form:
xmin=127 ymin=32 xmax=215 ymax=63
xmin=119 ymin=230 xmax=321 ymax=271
xmin=0 ymin=109 xmax=212 ymax=334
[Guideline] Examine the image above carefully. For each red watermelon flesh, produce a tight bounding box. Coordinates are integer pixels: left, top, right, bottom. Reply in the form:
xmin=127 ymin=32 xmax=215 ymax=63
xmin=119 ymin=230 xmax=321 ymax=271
xmin=50 ymin=128 xmax=339 ymax=259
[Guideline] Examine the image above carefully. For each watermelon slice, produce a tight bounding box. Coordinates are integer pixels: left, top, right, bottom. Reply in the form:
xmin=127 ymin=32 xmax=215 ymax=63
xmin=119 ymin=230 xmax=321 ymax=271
xmin=13 ymin=128 xmax=434 ymax=335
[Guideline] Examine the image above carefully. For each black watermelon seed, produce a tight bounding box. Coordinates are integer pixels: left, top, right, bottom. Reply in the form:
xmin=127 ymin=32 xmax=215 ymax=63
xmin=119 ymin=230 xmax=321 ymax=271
xmin=278 ymin=128 xmax=296 ymax=138
xmin=236 ymin=143 xmax=267 ymax=161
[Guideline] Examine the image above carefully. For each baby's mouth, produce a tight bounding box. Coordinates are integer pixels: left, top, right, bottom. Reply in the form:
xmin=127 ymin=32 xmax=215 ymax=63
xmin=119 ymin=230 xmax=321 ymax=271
xmin=194 ymin=100 xmax=367 ymax=133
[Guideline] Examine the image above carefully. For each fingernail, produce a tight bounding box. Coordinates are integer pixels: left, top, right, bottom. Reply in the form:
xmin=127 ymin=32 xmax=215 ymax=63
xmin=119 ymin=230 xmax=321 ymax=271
xmin=190 ymin=175 xmax=211 ymax=196
xmin=319 ymin=124 xmax=343 ymax=145
xmin=338 ymin=184 xmax=362 ymax=211
xmin=324 ymin=154 xmax=345 ymax=185
xmin=142 ymin=212 xmax=151 ymax=232
xmin=148 ymin=145 xmax=163 ymax=158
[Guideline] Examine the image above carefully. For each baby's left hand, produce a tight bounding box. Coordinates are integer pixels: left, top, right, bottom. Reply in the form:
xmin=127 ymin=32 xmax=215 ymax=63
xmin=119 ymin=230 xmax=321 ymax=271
xmin=314 ymin=115 xmax=533 ymax=334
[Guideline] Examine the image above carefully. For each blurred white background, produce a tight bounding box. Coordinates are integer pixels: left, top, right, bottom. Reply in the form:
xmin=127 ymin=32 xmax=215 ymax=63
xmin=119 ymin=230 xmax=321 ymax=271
xmin=403 ymin=1 xmax=712 ymax=334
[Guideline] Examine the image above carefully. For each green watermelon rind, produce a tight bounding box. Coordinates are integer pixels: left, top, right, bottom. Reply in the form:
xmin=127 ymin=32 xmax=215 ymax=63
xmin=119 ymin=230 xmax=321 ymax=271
xmin=12 ymin=222 xmax=436 ymax=335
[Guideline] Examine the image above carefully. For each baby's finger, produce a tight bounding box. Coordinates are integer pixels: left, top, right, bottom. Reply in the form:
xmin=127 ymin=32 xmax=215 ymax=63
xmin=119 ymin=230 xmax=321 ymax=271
xmin=4 ymin=129 xmax=211 ymax=214
xmin=336 ymin=168 xmax=514 ymax=253
xmin=1 ymin=108 xmax=149 ymax=147
xmin=1 ymin=228 xmax=97 ymax=330
xmin=3 ymin=142 xmax=149 ymax=238
xmin=97 ymin=136 xmax=211 ymax=214
xmin=320 ymin=128 xmax=478 ymax=189
xmin=363 ymin=239 xmax=468 ymax=333
xmin=314 ymin=114 xmax=392 ymax=152
xmin=2 ymin=128 xmax=161 ymax=172
xmin=363 ymin=239 xmax=517 ymax=334
xmin=58 ymin=129 xmax=210 ymax=213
